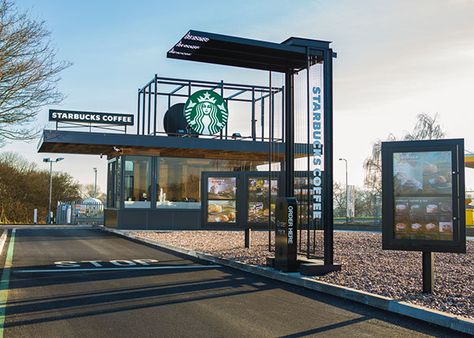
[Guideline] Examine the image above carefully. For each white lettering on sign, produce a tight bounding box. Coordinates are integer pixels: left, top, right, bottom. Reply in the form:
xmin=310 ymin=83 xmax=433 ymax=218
xmin=312 ymin=86 xmax=323 ymax=220
xmin=49 ymin=110 xmax=134 ymax=125
xmin=54 ymin=259 xmax=159 ymax=268
xmin=288 ymin=205 xmax=294 ymax=244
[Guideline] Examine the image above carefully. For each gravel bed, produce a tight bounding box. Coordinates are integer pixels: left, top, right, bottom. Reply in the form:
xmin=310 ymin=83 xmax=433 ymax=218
xmin=131 ymin=230 xmax=474 ymax=319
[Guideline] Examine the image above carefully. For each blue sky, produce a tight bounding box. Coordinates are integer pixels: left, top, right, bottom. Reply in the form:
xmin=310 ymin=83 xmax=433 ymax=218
xmin=6 ymin=0 xmax=474 ymax=193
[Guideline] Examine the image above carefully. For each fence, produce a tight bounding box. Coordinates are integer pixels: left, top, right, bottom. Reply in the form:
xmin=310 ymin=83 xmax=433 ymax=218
xmin=56 ymin=200 xmax=104 ymax=225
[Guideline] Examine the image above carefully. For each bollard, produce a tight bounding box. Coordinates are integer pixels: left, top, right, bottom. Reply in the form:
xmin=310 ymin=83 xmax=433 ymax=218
xmin=244 ymin=227 xmax=251 ymax=248
xmin=33 ymin=209 xmax=37 ymax=224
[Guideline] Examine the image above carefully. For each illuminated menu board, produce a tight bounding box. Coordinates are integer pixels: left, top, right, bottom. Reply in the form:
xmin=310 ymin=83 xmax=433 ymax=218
xmin=207 ymin=177 xmax=237 ymax=223
xmin=393 ymin=151 xmax=453 ymax=241
xmin=382 ymin=139 xmax=466 ymax=253
xmin=247 ymin=177 xmax=278 ymax=224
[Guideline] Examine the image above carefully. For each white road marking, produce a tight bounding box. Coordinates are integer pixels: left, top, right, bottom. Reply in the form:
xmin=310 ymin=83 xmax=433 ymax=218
xmin=14 ymin=265 xmax=221 ymax=273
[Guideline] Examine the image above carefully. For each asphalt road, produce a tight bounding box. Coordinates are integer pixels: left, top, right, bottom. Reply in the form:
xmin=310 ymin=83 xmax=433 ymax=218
xmin=0 ymin=228 xmax=468 ymax=337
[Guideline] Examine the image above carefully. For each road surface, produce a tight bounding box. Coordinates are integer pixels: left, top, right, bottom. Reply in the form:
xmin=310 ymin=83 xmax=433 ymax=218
xmin=0 ymin=228 xmax=467 ymax=337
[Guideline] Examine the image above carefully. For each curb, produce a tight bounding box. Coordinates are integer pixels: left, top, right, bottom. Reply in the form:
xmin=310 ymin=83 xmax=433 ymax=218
xmin=101 ymin=227 xmax=474 ymax=336
xmin=0 ymin=230 xmax=7 ymax=256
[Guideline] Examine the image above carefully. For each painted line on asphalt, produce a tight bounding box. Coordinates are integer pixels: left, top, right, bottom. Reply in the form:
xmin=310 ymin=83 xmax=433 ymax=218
xmin=14 ymin=265 xmax=221 ymax=273
xmin=0 ymin=229 xmax=16 ymax=338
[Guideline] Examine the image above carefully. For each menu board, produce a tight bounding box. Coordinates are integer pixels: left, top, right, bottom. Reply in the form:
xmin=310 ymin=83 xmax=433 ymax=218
xmin=248 ymin=178 xmax=278 ymax=223
xmin=393 ymin=151 xmax=453 ymax=240
xmin=207 ymin=177 xmax=236 ymax=223
xmin=208 ymin=177 xmax=236 ymax=199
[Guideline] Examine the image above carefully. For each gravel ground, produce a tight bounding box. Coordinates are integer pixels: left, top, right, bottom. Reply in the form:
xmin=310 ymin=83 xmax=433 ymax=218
xmin=131 ymin=230 xmax=474 ymax=319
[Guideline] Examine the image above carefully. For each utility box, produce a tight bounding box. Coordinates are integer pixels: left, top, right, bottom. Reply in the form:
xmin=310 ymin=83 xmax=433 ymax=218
xmin=274 ymin=197 xmax=298 ymax=272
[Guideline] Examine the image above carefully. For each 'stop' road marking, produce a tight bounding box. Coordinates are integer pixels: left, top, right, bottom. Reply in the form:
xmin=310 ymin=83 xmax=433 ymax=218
xmin=14 ymin=265 xmax=221 ymax=273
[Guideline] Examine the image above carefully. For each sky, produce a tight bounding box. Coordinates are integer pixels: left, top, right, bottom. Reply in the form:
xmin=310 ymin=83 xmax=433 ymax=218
xmin=4 ymin=0 xmax=474 ymax=194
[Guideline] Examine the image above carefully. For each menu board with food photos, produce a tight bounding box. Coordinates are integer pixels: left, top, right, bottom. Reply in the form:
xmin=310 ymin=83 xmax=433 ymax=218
xmin=393 ymin=151 xmax=453 ymax=240
xmin=382 ymin=139 xmax=466 ymax=253
xmin=207 ymin=177 xmax=237 ymax=223
xmin=248 ymin=178 xmax=278 ymax=223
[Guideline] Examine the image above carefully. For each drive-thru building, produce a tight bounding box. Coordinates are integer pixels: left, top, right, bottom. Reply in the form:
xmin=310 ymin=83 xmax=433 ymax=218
xmin=39 ymin=30 xmax=338 ymax=272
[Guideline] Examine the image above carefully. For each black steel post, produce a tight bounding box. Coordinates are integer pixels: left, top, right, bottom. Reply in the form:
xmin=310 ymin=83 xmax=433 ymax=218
xmin=147 ymin=83 xmax=151 ymax=135
xmin=220 ymin=80 xmax=224 ymax=140
xmin=281 ymin=86 xmax=285 ymax=143
xmin=142 ymin=86 xmax=146 ymax=135
xmin=268 ymin=71 xmax=273 ymax=252
xmin=306 ymin=49 xmax=311 ymax=259
xmin=261 ymin=97 xmax=265 ymax=141
xmin=251 ymin=88 xmax=256 ymax=141
xmin=244 ymin=228 xmax=251 ymax=248
xmin=422 ymin=251 xmax=434 ymax=293
xmin=137 ymin=90 xmax=141 ymax=135
xmin=284 ymin=72 xmax=294 ymax=198
xmin=154 ymin=74 xmax=158 ymax=136
xmin=225 ymin=99 xmax=228 ymax=139
xmin=323 ymin=49 xmax=334 ymax=265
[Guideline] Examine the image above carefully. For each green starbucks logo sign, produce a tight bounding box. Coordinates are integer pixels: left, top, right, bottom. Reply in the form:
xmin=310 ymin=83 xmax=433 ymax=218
xmin=184 ymin=90 xmax=228 ymax=135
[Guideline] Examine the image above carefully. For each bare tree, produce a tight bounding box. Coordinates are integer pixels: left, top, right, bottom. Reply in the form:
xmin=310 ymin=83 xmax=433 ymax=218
xmin=0 ymin=0 xmax=70 ymax=144
xmin=403 ymin=113 xmax=445 ymax=141
xmin=363 ymin=113 xmax=445 ymax=196
xmin=363 ymin=134 xmax=396 ymax=195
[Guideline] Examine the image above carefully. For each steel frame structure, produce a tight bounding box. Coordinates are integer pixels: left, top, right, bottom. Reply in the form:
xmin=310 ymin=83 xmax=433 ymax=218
xmin=166 ymin=30 xmax=337 ymax=267
xmin=137 ymin=76 xmax=284 ymax=142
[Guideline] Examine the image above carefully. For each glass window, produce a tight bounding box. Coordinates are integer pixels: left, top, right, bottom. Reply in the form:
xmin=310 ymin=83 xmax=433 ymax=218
xmin=156 ymin=157 xmax=262 ymax=209
xmin=157 ymin=158 xmax=217 ymax=209
xmin=107 ymin=161 xmax=115 ymax=208
xmin=124 ymin=156 xmax=151 ymax=208
xmin=115 ymin=157 xmax=121 ymax=208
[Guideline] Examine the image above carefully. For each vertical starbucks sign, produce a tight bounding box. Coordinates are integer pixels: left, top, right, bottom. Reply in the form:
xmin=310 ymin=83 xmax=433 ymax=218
xmin=184 ymin=90 xmax=228 ymax=135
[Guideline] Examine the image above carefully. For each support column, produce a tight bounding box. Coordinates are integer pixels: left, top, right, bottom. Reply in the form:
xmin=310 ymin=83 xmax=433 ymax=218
xmin=422 ymin=251 xmax=434 ymax=293
xmin=323 ymin=49 xmax=334 ymax=265
xmin=284 ymin=72 xmax=294 ymax=198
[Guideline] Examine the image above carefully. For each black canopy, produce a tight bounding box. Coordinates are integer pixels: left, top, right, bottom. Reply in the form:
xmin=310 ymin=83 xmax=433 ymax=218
xmin=167 ymin=30 xmax=332 ymax=73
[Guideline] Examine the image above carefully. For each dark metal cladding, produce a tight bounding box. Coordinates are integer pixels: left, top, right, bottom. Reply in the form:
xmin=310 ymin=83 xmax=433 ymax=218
xmin=167 ymin=30 xmax=325 ymax=73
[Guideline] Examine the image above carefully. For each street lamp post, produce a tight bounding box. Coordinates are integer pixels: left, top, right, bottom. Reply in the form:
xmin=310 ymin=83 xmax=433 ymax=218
xmin=93 ymin=167 xmax=97 ymax=197
xmin=43 ymin=157 xmax=64 ymax=224
xmin=339 ymin=158 xmax=348 ymax=223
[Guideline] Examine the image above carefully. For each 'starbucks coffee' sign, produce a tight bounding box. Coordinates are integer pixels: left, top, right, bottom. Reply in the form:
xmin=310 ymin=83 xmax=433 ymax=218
xmin=184 ymin=90 xmax=228 ymax=135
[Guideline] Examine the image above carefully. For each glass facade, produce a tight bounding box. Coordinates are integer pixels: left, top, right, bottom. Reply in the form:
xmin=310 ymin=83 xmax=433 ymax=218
xmin=124 ymin=156 xmax=151 ymax=208
xmin=108 ymin=155 xmax=263 ymax=210
xmin=157 ymin=158 xmax=217 ymax=209
xmin=106 ymin=157 xmax=122 ymax=208
xmin=157 ymin=158 xmax=261 ymax=209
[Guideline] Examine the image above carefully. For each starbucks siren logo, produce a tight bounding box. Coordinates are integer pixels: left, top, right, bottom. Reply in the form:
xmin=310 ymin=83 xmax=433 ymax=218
xmin=184 ymin=90 xmax=228 ymax=135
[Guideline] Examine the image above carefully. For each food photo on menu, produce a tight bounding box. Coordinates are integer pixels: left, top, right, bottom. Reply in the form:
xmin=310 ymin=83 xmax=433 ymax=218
xmin=394 ymin=196 xmax=453 ymax=240
xmin=393 ymin=151 xmax=452 ymax=195
xmin=248 ymin=201 xmax=273 ymax=223
xmin=207 ymin=200 xmax=236 ymax=223
xmin=248 ymin=178 xmax=278 ymax=199
xmin=207 ymin=177 xmax=237 ymax=200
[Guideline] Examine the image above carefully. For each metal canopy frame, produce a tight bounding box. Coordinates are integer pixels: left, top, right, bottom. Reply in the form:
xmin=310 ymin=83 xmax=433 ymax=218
xmin=137 ymin=76 xmax=284 ymax=142
xmin=168 ymin=30 xmax=337 ymax=266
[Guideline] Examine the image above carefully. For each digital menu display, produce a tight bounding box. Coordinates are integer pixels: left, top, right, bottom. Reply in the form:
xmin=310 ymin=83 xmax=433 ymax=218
xmin=208 ymin=177 xmax=236 ymax=200
xmin=248 ymin=178 xmax=278 ymax=223
xmin=207 ymin=177 xmax=237 ymax=223
xmin=393 ymin=151 xmax=453 ymax=240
